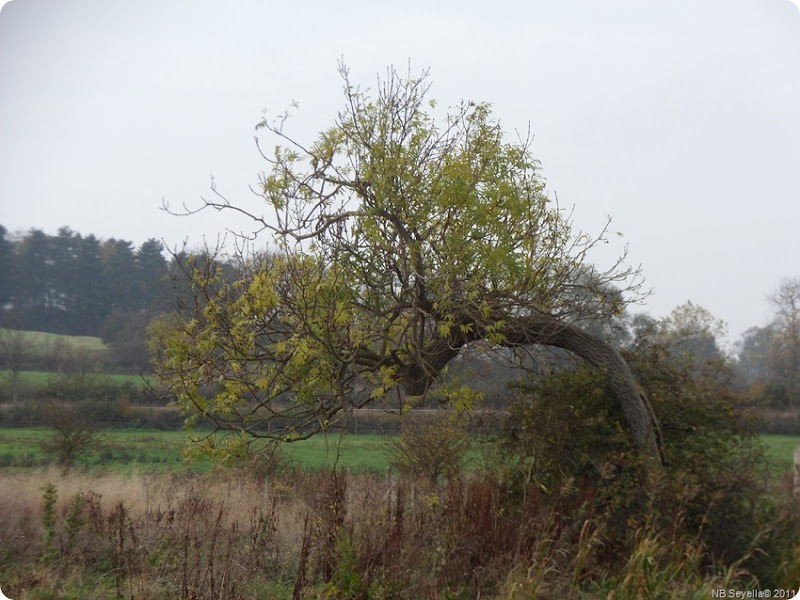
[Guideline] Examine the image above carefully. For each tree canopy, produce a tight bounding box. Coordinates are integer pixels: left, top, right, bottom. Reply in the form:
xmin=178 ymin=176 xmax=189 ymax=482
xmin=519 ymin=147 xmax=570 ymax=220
xmin=154 ymin=65 xmax=661 ymax=462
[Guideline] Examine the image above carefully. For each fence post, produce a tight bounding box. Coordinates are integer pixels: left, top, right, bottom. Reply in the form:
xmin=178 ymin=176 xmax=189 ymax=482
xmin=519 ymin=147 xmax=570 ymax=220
xmin=794 ymin=444 xmax=800 ymax=495
xmin=385 ymin=468 xmax=397 ymax=508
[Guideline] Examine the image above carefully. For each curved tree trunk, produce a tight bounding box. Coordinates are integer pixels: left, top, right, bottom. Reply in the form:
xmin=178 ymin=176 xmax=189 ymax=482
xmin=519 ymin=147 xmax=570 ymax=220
xmin=399 ymin=315 xmax=664 ymax=465
xmin=502 ymin=316 xmax=664 ymax=464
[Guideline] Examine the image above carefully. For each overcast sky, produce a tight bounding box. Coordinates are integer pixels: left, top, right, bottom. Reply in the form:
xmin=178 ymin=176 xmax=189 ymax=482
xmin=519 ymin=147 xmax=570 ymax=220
xmin=1 ymin=0 xmax=799 ymax=344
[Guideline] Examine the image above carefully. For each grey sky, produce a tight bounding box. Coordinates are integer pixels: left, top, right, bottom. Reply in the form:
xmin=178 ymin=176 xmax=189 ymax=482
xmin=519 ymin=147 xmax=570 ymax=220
xmin=1 ymin=0 xmax=799 ymax=345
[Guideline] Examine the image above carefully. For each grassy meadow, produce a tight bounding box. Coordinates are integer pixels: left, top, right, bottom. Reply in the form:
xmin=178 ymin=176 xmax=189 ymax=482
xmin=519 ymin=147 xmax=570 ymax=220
xmin=760 ymin=433 xmax=800 ymax=472
xmin=0 ymin=427 xmax=394 ymax=473
xmin=2 ymin=369 xmax=152 ymax=387
xmin=2 ymin=427 xmax=796 ymax=475
xmin=0 ymin=328 xmax=108 ymax=356
xmin=0 ymin=439 xmax=797 ymax=599
xmin=0 ymin=427 xmax=798 ymax=598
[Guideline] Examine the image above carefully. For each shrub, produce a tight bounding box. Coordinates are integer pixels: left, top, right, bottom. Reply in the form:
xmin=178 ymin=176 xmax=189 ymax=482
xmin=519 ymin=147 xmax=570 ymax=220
xmin=388 ymin=412 xmax=471 ymax=484
xmin=500 ymin=346 xmax=800 ymax=585
xmin=43 ymin=370 xmax=137 ymax=404
xmin=236 ymin=447 xmax=298 ymax=482
xmin=38 ymin=402 xmax=99 ymax=470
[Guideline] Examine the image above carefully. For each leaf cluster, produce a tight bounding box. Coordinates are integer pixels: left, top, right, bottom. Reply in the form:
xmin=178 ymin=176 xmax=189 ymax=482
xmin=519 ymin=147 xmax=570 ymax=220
xmin=152 ymin=64 xmax=647 ymax=460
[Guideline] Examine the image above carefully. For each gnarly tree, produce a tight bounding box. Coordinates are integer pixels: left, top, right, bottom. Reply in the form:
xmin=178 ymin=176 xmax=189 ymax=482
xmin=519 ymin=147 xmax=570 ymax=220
xmin=155 ymin=65 xmax=662 ymax=464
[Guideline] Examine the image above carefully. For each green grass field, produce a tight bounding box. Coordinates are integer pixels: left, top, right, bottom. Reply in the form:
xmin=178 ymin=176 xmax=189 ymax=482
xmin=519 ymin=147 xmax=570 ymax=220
xmin=0 ymin=428 xmax=197 ymax=471
xmin=759 ymin=434 xmax=800 ymax=473
xmin=0 ymin=328 xmax=108 ymax=356
xmin=0 ymin=427 xmax=393 ymax=473
xmin=0 ymin=370 xmax=153 ymax=387
xmin=0 ymin=427 xmax=797 ymax=475
xmin=0 ymin=328 xmax=154 ymax=387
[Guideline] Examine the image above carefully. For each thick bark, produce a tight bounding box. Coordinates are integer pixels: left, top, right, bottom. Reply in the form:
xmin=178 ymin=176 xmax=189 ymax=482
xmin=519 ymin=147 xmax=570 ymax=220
xmin=503 ymin=316 xmax=664 ymax=464
xmin=399 ymin=315 xmax=664 ymax=465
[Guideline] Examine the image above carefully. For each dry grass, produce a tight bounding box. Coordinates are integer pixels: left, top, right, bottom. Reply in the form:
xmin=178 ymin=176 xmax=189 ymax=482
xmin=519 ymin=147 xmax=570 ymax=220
xmin=0 ymin=467 xmax=786 ymax=599
xmin=0 ymin=467 xmax=307 ymax=599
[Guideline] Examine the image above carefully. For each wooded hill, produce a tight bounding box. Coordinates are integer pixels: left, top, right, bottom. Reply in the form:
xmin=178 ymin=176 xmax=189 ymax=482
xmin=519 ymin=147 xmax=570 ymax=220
xmin=0 ymin=224 xmax=169 ymax=337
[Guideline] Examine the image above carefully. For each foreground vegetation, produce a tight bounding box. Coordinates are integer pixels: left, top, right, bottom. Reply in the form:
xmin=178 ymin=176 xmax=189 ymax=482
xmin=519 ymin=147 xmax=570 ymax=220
xmin=1 ymin=415 xmax=799 ymax=599
xmin=0 ymin=461 xmax=797 ymax=600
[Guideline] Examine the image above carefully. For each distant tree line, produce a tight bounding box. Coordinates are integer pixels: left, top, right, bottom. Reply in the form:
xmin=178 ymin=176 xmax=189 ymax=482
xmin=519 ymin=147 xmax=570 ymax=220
xmin=0 ymin=224 xmax=169 ymax=337
xmin=1 ymin=223 xmax=799 ymax=414
xmin=736 ymin=277 xmax=800 ymax=409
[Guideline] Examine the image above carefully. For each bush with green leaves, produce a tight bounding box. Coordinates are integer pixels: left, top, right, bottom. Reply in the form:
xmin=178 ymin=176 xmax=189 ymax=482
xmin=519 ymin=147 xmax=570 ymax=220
xmin=38 ymin=402 xmax=99 ymax=470
xmin=500 ymin=345 xmax=800 ymax=585
xmin=389 ymin=412 xmax=471 ymax=484
xmin=503 ymin=366 xmax=636 ymax=494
